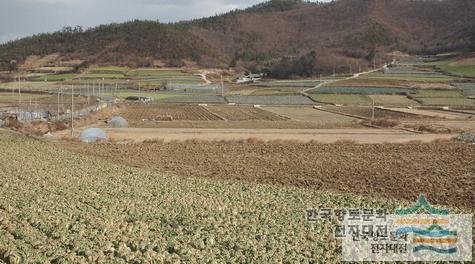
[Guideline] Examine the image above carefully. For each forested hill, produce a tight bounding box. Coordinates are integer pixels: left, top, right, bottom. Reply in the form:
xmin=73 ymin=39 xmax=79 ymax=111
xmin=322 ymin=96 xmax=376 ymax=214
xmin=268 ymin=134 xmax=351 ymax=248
xmin=0 ymin=0 xmax=474 ymax=74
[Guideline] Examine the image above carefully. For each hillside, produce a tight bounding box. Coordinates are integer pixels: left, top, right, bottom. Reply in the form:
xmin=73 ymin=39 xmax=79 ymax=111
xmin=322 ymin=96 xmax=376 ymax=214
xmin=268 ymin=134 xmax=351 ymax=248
xmin=0 ymin=0 xmax=474 ymax=75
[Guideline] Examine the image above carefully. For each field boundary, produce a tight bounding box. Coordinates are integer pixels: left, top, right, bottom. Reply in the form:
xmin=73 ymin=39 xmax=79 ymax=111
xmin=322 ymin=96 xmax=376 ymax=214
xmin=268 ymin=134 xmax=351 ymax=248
xmin=315 ymin=107 xmax=367 ymax=120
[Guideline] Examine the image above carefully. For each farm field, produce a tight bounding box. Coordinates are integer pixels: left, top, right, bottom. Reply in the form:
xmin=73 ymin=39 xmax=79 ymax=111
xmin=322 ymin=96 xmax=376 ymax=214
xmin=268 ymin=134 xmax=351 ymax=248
xmin=413 ymin=97 xmax=475 ymax=107
xmin=112 ymin=92 xmax=184 ymax=101
xmin=119 ymin=104 xmax=221 ymax=122
xmin=368 ymin=95 xmax=420 ymax=107
xmin=385 ymin=108 xmax=472 ymax=120
xmin=322 ymin=106 xmax=423 ymax=119
xmin=324 ymin=78 xmax=413 ymax=88
xmin=310 ymin=86 xmax=415 ymax=95
xmin=403 ymin=120 xmax=475 ymax=132
xmin=426 ymin=57 xmax=475 ymax=77
xmin=255 ymin=80 xmax=321 ymax=87
xmin=227 ymin=95 xmax=315 ymax=105
xmin=158 ymin=95 xmax=226 ymax=104
xmin=250 ymin=87 xmax=304 ymax=96
xmin=409 ymin=89 xmax=475 ymax=107
xmin=2 ymin=131 xmax=412 ymax=262
xmin=204 ymin=105 xmax=286 ymax=121
xmin=361 ymin=72 xmax=458 ymax=82
xmin=262 ymin=106 xmax=357 ymax=124
xmin=0 ymin=81 xmax=60 ymax=91
xmin=64 ymin=139 xmax=474 ymax=209
xmin=0 ymin=92 xmax=93 ymax=113
xmin=458 ymin=83 xmax=475 ymax=96
xmin=439 ymin=65 xmax=475 ymax=77
xmin=309 ymin=94 xmax=372 ymax=106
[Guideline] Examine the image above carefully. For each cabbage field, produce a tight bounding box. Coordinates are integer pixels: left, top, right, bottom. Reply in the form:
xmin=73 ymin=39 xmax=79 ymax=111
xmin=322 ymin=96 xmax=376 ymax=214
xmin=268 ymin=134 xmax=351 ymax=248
xmin=159 ymin=94 xmax=226 ymax=104
xmin=458 ymin=83 xmax=475 ymax=96
xmin=310 ymin=86 xmax=416 ymax=95
xmin=226 ymin=95 xmax=315 ymax=105
xmin=0 ymin=132 xmax=407 ymax=263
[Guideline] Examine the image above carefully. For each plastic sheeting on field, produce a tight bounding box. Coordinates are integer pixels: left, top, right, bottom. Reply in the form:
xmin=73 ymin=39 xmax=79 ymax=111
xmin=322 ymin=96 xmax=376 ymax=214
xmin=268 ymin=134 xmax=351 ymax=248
xmin=107 ymin=116 xmax=128 ymax=128
xmin=79 ymin=128 xmax=108 ymax=143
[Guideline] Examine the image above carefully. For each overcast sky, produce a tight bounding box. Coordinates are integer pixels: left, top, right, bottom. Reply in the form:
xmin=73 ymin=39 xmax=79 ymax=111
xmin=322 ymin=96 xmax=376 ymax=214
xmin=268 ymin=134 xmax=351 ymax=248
xmin=0 ymin=0 xmax=328 ymax=44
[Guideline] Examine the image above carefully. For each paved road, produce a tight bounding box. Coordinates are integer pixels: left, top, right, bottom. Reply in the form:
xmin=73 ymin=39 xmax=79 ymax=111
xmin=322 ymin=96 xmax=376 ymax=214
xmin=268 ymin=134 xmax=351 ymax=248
xmin=303 ymin=63 xmax=390 ymax=93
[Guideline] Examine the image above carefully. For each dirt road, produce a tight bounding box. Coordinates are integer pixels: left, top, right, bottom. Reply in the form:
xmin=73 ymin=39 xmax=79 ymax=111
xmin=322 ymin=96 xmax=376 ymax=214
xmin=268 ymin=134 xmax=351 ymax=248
xmin=103 ymin=127 xmax=455 ymax=143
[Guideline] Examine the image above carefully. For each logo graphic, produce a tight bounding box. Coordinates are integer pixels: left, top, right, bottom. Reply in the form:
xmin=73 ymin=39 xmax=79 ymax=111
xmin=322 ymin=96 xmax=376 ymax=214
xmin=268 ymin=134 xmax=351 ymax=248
xmin=394 ymin=194 xmax=458 ymax=255
xmin=342 ymin=194 xmax=472 ymax=261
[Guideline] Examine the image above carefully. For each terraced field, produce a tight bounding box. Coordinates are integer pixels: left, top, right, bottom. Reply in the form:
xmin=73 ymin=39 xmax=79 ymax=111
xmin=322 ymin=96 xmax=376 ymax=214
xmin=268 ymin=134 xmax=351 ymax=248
xmin=369 ymin=95 xmax=420 ymax=107
xmin=205 ymin=105 xmax=286 ymax=121
xmin=410 ymin=89 xmax=475 ymax=107
xmin=322 ymin=106 xmax=422 ymax=119
xmin=255 ymin=80 xmax=321 ymax=88
xmin=120 ymin=104 xmax=221 ymax=122
xmin=227 ymin=95 xmax=315 ymax=105
xmin=158 ymin=95 xmax=226 ymax=104
xmin=309 ymin=94 xmax=372 ymax=106
xmin=458 ymin=83 xmax=475 ymax=97
xmin=0 ymin=92 xmax=93 ymax=113
xmin=362 ymin=72 xmax=457 ymax=82
xmin=263 ymin=106 xmax=358 ymax=125
xmin=311 ymin=86 xmax=415 ymax=95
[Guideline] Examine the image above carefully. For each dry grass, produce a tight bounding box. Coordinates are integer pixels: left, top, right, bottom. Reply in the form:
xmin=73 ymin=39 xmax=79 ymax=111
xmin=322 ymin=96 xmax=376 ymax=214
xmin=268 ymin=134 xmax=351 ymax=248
xmin=369 ymin=118 xmax=400 ymax=128
xmin=431 ymin=138 xmax=454 ymax=144
xmin=404 ymin=124 xmax=456 ymax=134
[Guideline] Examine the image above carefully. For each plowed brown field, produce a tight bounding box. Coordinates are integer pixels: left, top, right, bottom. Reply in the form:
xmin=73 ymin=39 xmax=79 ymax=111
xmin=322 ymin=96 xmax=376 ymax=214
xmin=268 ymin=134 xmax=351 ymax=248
xmin=64 ymin=142 xmax=475 ymax=209
xmin=205 ymin=105 xmax=287 ymax=121
xmin=120 ymin=104 xmax=221 ymax=122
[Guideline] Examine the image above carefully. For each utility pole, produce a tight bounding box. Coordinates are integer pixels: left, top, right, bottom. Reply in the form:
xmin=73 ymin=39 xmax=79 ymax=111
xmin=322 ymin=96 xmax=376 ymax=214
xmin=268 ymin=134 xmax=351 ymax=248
xmin=371 ymin=97 xmax=375 ymax=121
xmin=220 ymin=75 xmax=224 ymax=96
xmin=18 ymin=75 xmax=21 ymax=108
xmin=13 ymin=75 xmax=16 ymax=97
xmin=333 ymin=66 xmax=336 ymax=80
xmin=57 ymin=88 xmax=60 ymax=119
xmin=61 ymin=84 xmax=64 ymax=113
xmin=71 ymin=85 xmax=74 ymax=137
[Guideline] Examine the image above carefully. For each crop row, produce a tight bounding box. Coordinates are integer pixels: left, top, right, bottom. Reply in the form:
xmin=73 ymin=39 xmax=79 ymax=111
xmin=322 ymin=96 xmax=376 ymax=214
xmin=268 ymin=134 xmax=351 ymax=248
xmin=0 ymin=132 xmax=408 ymax=262
xmin=159 ymin=95 xmax=226 ymax=104
xmin=226 ymin=95 xmax=315 ymax=105
xmin=310 ymin=86 xmax=416 ymax=95
xmin=121 ymin=104 xmax=221 ymax=121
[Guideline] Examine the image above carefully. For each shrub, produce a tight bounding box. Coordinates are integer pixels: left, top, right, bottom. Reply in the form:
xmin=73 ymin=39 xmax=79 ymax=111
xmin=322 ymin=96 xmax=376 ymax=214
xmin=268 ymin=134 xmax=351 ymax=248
xmin=369 ymin=118 xmax=400 ymax=128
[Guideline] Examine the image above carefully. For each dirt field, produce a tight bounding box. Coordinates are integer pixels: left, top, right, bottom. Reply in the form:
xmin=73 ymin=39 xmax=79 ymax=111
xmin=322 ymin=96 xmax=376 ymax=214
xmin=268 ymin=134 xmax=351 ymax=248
xmin=205 ymin=105 xmax=286 ymax=121
xmin=114 ymin=104 xmax=366 ymax=129
xmin=368 ymin=95 xmax=420 ymax=107
xmin=0 ymin=92 xmax=94 ymax=114
xmin=323 ymin=106 xmax=428 ymax=119
xmin=119 ymin=104 xmax=221 ymax=122
xmin=101 ymin=127 xmax=456 ymax=143
xmin=403 ymin=120 xmax=475 ymax=133
xmin=386 ymin=108 xmax=473 ymax=119
xmin=263 ymin=106 xmax=358 ymax=124
xmin=63 ymin=141 xmax=475 ymax=208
